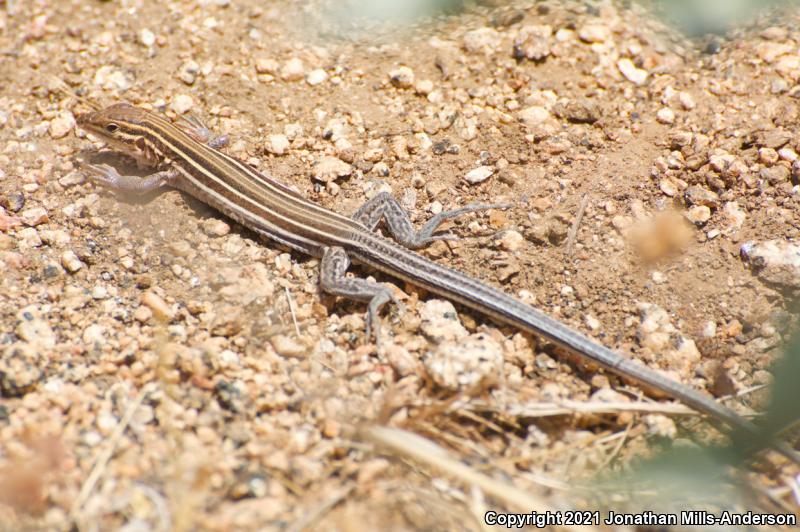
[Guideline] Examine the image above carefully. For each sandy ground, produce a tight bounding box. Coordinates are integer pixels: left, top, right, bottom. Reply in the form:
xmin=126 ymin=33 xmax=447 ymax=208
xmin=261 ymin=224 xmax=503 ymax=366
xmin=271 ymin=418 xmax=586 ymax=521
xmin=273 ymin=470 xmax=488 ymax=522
xmin=1 ymin=0 xmax=799 ymax=530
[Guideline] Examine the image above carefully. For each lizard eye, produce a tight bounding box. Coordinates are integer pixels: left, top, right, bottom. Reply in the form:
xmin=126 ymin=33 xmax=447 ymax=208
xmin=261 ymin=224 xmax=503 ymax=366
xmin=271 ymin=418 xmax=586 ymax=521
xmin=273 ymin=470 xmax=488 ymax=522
xmin=105 ymin=123 xmax=120 ymax=133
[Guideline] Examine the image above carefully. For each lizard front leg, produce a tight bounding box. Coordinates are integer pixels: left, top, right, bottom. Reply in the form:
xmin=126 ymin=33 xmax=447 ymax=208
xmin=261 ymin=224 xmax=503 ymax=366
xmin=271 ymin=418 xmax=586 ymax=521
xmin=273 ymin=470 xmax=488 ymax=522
xmin=84 ymin=164 xmax=180 ymax=194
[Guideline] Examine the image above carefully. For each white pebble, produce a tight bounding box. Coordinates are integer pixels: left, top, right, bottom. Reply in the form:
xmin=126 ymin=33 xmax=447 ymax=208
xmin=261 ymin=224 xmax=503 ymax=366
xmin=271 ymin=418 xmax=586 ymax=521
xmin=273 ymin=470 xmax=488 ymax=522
xmin=389 ymin=66 xmax=415 ymax=89
xmin=60 ymin=250 xmax=85 ymax=273
xmin=139 ymin=28 xmax=156 ymax=47
xmin=171 ymin=94 xmax=194 ymax=115
xmin=306 ymin=68 xmax=328 ymax=86
xmin=617 ymin=58 xmax=648 ymax=85
xmin=280 ymin=58 xmax=305 ymax=81
xmin=265 ymin=134 xmax=290 ymax=155
xmin=578 ymin=24 xmax=610 ymax=43
xmin=49 ymin=112 xmax=76 ymax=139
xmin=464 ymin=166 xmax=494 ymax=184
xmin=656 ymin=107 xmax=675 ymax=125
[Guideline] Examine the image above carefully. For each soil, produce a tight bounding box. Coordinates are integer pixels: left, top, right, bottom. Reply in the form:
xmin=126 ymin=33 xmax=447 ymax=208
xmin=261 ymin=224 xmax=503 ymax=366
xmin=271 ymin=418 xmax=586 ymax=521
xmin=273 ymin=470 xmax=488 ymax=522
xmin=0 ymin=0 xmax=798 ymax=530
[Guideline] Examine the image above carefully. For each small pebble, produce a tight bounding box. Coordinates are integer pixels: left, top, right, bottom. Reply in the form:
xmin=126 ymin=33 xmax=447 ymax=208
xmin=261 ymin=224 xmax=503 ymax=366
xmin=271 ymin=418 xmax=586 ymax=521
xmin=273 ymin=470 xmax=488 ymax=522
xmin=656 ymin=107 xmax=675 ymax=125
xmin=577 ymin=23 xmax=610 ymax=43
xmin=142 ymin=291 xmax=175 ymax=322
xmin=424 ymin=333 xmax=503 ymax=391
xmin=16 ymin=227 xmax=41 ymax=249
xmin=171 ymin=94 xmax=194 ymax=114
xmin=496 ymin=230 xmax=523 ymax=251
xmin=617 ymin=58 xmax=648 ymax=85
xmin=255 ymin=57 xmax=279 ymax=75
xmin=270 ymin=335 xmax=308 ymax=358
xmin=313 ymin=156 xmax=352 ymax=182
xmin=60 ymin=249 xmax=85 ymax=273
xmin=389 ymin=66 xmax=415 ymax=89
xmin=49 ymin=112 xmax=76 ymax=139
xmin=21 ymin=207 xmax=48 ymax=227
xmin=464 ymin=166 xmax=494 ymax=184
xmin=139 ymin=28 xmax=156 ymax=47
xmin=178 ymin=60 xmax=201 ymax=85
xmin=685 ymin=205 xmax=711 ymax=225
xmin=1 ymin=192 xmax=25 ymax=212
xmin=306 ymin=68 xmax=327 ymax=86
xmin=93 ymin=66 xmax=133 ymax=91
xmin=265 ymin=134 xmax=290 ymax=155
xmin=201 ymin=218 xmax=231 ymax=237
xmin=280 ymin=58 xmax=305 ymax=81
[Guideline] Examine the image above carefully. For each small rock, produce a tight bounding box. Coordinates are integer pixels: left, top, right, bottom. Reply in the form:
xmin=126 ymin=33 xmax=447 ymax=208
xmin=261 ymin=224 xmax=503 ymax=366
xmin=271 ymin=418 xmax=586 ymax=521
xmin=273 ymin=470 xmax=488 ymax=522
xmin=142 ymin=291 xmax=175 ymax=322
xmin=518 ymin=105 xmax=551 ymax=126
xmin=306 ymin=68 xmax=327 ymax=86
xmin=684 ymin=186 xmax=719 ymax=208
xmin=760 ymin=164 xmax=790 ymax=184
xmin=496 ymin=230 xmax=523 ymax=251
xmin=313 ymin=156 xmax=352 ymax=183
xmin=617 ymin=58 xmax=648 ymax=85
xmin=177 ymin=60 xmax=200 ymax=85
xmin=464 ymin=166 xmax=493 ymax=184
xmin=659 ymin=178 xmax=678 ymax=197
xmin=578 ymin=24 xmax=610 ymax=43
xmin=740 ymin=240 xmax=800 ymax=289
xmin=685 ymin=205 xmax=711 ymax=226
xmin=139 ymin=28 xmax=156 ymax=47
xmin=15 ymin=227 xmax=41 ymax=249
xmin=463 ymin=27 xmax=501 ymax=54
xmin=93 ymin=66 xmax=133 ymax=91
xmin=171 ymin=94 xmax=194 ymax=114
xmin=757 ymin=129 xmax=792 ymax=149
xmin=0 ymin=344 xmax=42 ymax=397
xmin=637 ymin=302 xmax=700 ymax=376
xmin=555 ymin=101 xmax=597 ymax=124
xmin=21 ymin=207 xmax=48 ymax=227
xmin=585 ymin=315 xmax=601 ymax=331
xmin=1 ymin=192 xmax=25 ymax=212
xmin=389 ymin=66 xmax=414 ymax=89
xmin=759 ymin=147 xmax=779 ymax=165
xmin=201 ymin=218 xmax=230 ymax=237
xmin=83 ymin=324 xmax=106 ymax=346
xmin=280 ymin=58 xmax=305 ymax=81
xmin=656 ymin=107 xmax=675 ymax=125
xmin=270 ymin=335 xmax=308 ymax=357
xmin=420 ymin=300 xmax=467 ymax=343
xmin=60 ymin=249 xmax=85 ymax=273
xmin=415 ymin=79 xmax=434 ymax=95
xmin=778 ymin=147 xmax=798 ymax=162
xmin=49 ymin=112 xmax=76 ymax=139
xmin=701 ymin=321 xmax=717 ymax=338
xmin=265 ymin=134 xmax=290 ymax=155
xmin=255 ymin=57 xmax=279 ymax=75
xmin=58 ymin=172 xmax=85 ymax=188
xmin=133 ymin=305 xmax=153 ymax=323
xmin=722 ymin=201 xmax=746 ymax=230
xmin=512 ymin=25 xmax=552 ymax=61
xmin=384 ymin=344 xmax=420 ymax=377
xmin=643 ymin=414 xmax=677 ymax=439
xmin=91 ymin=285 xmax=108 ymax=299
xmin=678 ymin=92 xmax=696 ymax=110
xmin=424 ymin=333 xmax=503 ymax=391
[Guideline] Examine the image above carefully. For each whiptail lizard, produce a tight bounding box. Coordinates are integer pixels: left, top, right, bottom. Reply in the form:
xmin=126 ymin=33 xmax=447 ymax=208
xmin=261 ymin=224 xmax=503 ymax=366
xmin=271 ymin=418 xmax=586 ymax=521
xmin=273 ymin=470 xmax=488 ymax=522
xmin=75 ymin=103 xmax=798 ymax=462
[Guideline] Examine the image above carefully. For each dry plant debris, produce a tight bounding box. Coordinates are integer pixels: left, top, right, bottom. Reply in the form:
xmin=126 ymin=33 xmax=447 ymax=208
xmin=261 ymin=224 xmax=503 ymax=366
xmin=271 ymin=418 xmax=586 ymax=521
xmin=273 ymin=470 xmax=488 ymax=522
xmin=1 ymin=0 xmax=799 ymax=529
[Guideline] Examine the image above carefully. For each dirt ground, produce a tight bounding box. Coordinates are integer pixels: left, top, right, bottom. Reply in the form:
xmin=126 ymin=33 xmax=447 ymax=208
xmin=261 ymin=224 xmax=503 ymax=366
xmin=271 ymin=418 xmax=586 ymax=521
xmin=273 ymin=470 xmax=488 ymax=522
xmin=1 ymin=0 xmax=799 ymax=530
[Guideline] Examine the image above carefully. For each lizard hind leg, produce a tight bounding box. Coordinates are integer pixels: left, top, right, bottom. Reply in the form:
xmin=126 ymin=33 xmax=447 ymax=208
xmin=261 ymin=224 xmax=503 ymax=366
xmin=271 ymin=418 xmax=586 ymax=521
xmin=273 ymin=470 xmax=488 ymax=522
xmin=319 ymin=246 xmax=402 ymax=347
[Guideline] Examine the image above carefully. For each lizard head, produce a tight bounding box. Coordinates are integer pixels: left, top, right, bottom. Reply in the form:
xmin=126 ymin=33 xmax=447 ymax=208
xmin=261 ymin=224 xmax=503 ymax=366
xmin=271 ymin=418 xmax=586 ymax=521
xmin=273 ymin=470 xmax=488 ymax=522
xmin=77 ymin=103 xmax=162 ymax=167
